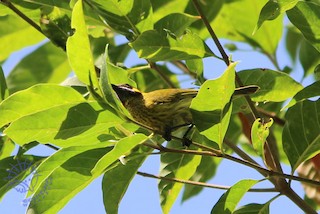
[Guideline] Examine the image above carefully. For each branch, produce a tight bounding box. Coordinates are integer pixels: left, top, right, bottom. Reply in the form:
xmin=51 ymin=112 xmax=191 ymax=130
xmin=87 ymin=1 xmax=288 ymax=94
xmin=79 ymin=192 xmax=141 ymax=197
xmin=191 ymin=0 xmax=229 ymax=65
xmin=191 ymin=0 xmax=284 ymax=176
xmin=137 ymin=171 xmax=277 ymax=192
xmin=148 ymin=61 xmax=176 ymax=88
xmin=143 ymin=141 xmax=320 ymax=187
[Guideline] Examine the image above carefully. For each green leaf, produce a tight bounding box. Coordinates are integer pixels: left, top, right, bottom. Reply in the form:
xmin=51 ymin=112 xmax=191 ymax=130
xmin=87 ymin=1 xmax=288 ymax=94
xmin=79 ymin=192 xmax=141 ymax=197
xmin=208 ymin=0 xmax=282 ymax=54
xmin=0 ymin=84 xmax=122 ymax=147
xmin=211 ymin=179 xmax=258 ymax=214
xmin=150 ymin=0 xmax=189 ymax=22
xmin=287 ymin=1 xmax=320 ymax=52
xmin=0 ymin=137 xmax=15 ymax=160
xmin=154 ymin=13 xmax=200 ymax=37
xmin=40 ymin=6 xmax=72 ymax=49
xmin=238 ymin=69 xmax=303 ymax=102
xmin=0 ymin=84 xmax=85 ymax=128
xmin=87 ymin=0 xmax=153 ymax=37
xmin=283 ymin=99 xmax=320 ymax=171
xmin=0 ymin=155 xmax=44 ymax=200
xmin=285 ymin=81 xmax=320 ymax=109
xmin=233 ymin=203 xmax=270 ymax=214
xmin=190 ymin=62 xmax=235 ymax=147
xmin=26 ymin=142 xmax=113 ymax=198
xmin=254 ymin=0 xmax=298 ymax=34
xmin=6 ymin=42 xmax=71 ymax=93
xmin=182 ymin=156 xmax=220 ymax=202
xmin=251 ymin=118 xmax=273 ymax=156
xmin=102 ymin=145 xmax=151 ymax=214
xmin=0 ymin=67 xmax=9 ymax=101
xmin=27 ymin=134 xmax=147 ymax=213
xmin=186 ymin=59 xmax=205 ymax=84
xmin=130 ymin=30 xmax=215 ymax=61
xmin=100 ymin=46 xmax=136 ymax=114
xmin=159 ymin=142 xmax=201 ymax=214
xmin=299 ymin=40 xmax=320 ymax=76
xmin=285 ymin=26 xmax=303 ymax=62
xmin=0 ymin=15 xmax=44 ymax=61
xmin=66 ymin=0 xmax=97 ymax=86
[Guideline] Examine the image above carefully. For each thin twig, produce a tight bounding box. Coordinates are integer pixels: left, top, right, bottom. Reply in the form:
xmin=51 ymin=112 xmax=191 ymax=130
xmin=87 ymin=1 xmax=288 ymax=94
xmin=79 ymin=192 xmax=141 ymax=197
xmin=142 ymin=142 xmax=320 ymax=187
xmin=149 ymin=61 xmax=176 ymax=88
xmin=137 ymin=171 xmax=278 ymax=192
xmin=170 ymin=61 xmax=198 ymax=79
xmin=191 ymin=0 xmax=229 ymax=66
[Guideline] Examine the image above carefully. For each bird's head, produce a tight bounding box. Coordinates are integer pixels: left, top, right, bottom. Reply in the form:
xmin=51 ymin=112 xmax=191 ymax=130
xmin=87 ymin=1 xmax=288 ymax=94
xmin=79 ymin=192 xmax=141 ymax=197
xmin=111 ymin=84 xmax=142 ymax=106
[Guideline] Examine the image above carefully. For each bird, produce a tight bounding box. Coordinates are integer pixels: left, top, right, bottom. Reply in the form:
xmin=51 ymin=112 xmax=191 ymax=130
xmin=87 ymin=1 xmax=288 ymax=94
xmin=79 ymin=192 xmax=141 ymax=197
xmin=111 ymin=84 xmax=258 ymax=146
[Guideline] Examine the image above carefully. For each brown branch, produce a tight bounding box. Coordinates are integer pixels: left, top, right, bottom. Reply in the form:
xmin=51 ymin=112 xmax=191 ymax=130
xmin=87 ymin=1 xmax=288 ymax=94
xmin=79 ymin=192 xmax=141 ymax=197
xmin=137 ymin=171 xmax=277 ymax=192
xmin=170 ymin=61 xmax=198 ymax=79
xmin=191 ymin=0 xmax=284 ymax=179
xmin=143 ymin=141 xmax=320 ymax=187
xmin=149 ymin=61 xmax=176 ymax=88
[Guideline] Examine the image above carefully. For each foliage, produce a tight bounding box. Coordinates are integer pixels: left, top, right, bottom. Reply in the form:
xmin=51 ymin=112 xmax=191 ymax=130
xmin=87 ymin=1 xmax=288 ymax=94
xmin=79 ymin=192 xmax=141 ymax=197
xmin=0 ymin=0 xmax=320 ymax=213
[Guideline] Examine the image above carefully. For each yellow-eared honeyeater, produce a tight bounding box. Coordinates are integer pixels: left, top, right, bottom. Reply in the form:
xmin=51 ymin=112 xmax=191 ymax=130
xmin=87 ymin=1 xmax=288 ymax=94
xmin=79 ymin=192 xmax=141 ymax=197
xmin=112 ymin=84 xmax=258 ymax=145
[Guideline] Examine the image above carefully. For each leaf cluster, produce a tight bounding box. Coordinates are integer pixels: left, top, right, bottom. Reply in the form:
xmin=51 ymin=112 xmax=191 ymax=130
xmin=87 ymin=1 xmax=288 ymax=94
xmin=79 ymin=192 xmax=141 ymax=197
xmin=0 ymin=0 xmax=320 ymax=213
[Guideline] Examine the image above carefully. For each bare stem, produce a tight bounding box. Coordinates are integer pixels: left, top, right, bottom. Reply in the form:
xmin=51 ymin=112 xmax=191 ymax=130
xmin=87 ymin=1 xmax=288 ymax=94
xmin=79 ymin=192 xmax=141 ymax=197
xmin=149 ymin=61 xmax=176 ymax=88
xmin=137 ymin=171 xmax=277 ymax=192
xmin=143 ymin=142 xmax=320 ymax=187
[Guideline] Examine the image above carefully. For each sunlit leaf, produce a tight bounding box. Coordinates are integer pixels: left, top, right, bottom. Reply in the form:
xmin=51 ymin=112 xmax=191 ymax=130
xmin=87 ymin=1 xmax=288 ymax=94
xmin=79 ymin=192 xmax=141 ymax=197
xmin=66 ymin=0 xmax=97 ymax=86
xmin=130 ymin=30 xmax=215 ymax=61
xmin=87 ymin=0 xmax=153 ymax=37
xmin=159 ymin=142 xmax=201 ymax=214
xmin=211 ymin=179 xmax=258 ymax=214
xmin=0 ymin=136 xmax=15 ymax=160
xmin=6 ymin=43 xmax=71 ymax=93
xmin=27 ymin=134 xmax=147 ymax=213
xmin=234 ymin=202 xmax=270 ymax=214
xmin=150 ymin=0 xmax=189 ymax=22
xmin=208 ymin=0 xmax=283 ymax=54
xmin=190 ymin=62 xmax=235 ymax=147
xmin=0 ymin=15 xmax=44 ymax=61
xmin=238 ymin=69 xmax=303 ymax=102
xmin=285 ymin=81 xmax=320 ymax=109
xmin=254 ymin=0 xmax=298 ymax=34
xmin=102 ymin=145 xmax=151 ymax=214
xmin=0 ymin=155 xmax=44 ymax=200
xmin=154 ymin=13 xmax=200 ymax=37
xmin=0 ymin=84 xmax=122 ymax=147
xmin=0 ymin=67 xmax=9 ymax=101
xmin=182 ymin=156 xmax=220 ymax=202
xmin=283 ymin=99 xmax=320 ymax=171
xmin=26 ymin=142 xmax=113 ymax=198
xmin=40 ymin=6 xmax=72 ymax=49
